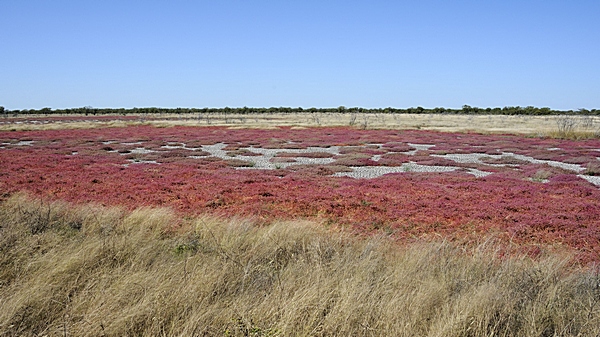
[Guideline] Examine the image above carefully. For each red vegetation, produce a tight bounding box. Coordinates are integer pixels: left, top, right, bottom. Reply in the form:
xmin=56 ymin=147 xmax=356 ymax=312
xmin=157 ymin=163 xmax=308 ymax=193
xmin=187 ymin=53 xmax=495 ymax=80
xmin=339 ymin=146 xmax=386 ymax=155
xmin=226 ymin=149 xmax=263 ymax=157
xmin=333 ymin=153 xmax=381 ymax=167
xmin=381 ymin=142 xmax=415 ymax=152
xmin=377 ymin=153 xmax=412 ymax=166
xmin=275 ymin=152 xmax=335 ymax=158
xmin=2 ymin=126 xmax=600 ymax=263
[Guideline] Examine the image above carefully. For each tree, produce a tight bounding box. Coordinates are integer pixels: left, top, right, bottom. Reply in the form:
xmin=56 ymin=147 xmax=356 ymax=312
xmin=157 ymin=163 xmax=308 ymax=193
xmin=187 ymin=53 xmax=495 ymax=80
xmin=577 ymin=108 xmax=590 ymax=115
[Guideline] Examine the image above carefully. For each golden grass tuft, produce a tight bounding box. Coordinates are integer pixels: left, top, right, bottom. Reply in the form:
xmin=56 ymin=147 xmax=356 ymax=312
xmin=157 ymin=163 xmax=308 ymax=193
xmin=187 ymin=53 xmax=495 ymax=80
xmin=1 ymin=193 xmax=599 ymax=336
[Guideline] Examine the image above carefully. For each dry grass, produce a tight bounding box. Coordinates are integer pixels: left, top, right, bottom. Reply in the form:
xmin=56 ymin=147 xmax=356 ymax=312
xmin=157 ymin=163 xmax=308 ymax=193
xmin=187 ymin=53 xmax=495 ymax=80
xmin=2 ymin=113 xmax=600 ymax=137
xmin=1 ymin=193 xmax=600 ymax=336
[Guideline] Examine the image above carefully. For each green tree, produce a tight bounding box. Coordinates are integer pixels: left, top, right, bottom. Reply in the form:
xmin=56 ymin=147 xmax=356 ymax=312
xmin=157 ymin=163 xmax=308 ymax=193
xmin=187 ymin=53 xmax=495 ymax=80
xmin=577 ymin=108 xmax=590 ymax=115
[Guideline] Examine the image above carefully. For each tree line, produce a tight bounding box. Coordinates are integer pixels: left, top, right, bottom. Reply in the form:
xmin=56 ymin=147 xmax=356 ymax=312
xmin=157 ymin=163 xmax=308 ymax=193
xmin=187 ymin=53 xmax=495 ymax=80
xmin=1 ymin=105 xmax=599 ymax=116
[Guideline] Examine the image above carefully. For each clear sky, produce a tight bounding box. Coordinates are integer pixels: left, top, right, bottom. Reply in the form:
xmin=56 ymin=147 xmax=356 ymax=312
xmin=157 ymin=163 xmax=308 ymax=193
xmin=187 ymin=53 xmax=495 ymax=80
xmin=1 ymin=1 xmax=598 ymax=110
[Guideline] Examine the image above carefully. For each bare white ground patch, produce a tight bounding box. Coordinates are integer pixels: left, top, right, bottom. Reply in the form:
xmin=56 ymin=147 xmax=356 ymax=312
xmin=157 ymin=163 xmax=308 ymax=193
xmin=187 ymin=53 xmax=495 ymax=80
xmin=0 ymin=140 xmax=34 ymax=147
xmin=578 ymin=175 xmax=600 ymax=187
xmin=407 ymin=143 xmax=435 ymax=150
xmin=433 ymin=153 xmax=586 ymax=172
xmin=13 ymin=140 xmax=34 ymax=146
xmin=237 ymin=156 xmax=337 ymax=170
xmin=130 ymin=148 xmax=155 ymax=154
xmin=201 ymin=143 xmax=229 ymax=158
xmin=246 ymin=145 xmax=341 ymax=156
xmin=125 ymin=160 xmax=159 ymax=166
xmin=507 ymin=153 xmax=586 ymax=172
xmin=431 ymin=153 xmax=490 ymax=164
xmin=333 ymin=163 xmax=491 ymax=179
xmin=161 ymin=143 xmax=203 ymax=151
xmin=466 ymin=168 xmax=494 ymax=178
xmin=202 ymin=143 xmax=340 ymax=169
xmin=52 ymin=141 xmax=592 ymax=184
xmin=405 ymin=143 xmax=435 ymax=155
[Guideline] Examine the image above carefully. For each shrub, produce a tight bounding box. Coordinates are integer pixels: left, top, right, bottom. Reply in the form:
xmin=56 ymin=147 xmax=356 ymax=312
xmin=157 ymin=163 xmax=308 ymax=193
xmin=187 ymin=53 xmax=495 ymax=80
xmin=531 ymin=169 xmax=552 ymax=182
xmin=226 ymin=159 xmax=255 ymax=167
xmin=227 ymin=149 xmax=263 ymax=157
xmin=584 ymin=161 xmax=600 ymax=176
xmin=275 ymin=152 xmax=334 ymax=158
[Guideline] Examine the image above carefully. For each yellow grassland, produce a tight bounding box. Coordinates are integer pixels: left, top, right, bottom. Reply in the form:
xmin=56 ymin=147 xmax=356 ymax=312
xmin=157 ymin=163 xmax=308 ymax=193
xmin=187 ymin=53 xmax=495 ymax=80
xmin=1 ymin=113 xmax=599 ymax=138
xmin=1 ymin=194 xmax=599 ymax=336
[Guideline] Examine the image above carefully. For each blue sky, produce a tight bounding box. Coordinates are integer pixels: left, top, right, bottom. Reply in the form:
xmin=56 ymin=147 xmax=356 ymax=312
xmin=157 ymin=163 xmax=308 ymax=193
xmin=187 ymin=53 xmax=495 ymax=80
xmin=1 ymin=1 xmax=598 ymax=110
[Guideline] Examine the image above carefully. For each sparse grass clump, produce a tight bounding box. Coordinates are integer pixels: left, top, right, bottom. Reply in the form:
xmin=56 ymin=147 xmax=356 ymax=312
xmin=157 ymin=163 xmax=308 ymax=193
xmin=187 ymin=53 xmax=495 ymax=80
xmin=584 ymin=161 xmax=600 ymax=176
xmin=1 ymin=194 xmax=600 ymax=336
xmin=547 ymin=115 xmax=600 ymax=139
xmin=531 ymin=169 xmax=553 ymax=182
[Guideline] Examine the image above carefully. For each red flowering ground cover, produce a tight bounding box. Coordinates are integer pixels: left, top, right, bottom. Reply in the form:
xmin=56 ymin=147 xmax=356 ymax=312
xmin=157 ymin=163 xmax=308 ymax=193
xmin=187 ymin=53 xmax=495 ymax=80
xmin=2 ymin=126 xmax=600 ymax=262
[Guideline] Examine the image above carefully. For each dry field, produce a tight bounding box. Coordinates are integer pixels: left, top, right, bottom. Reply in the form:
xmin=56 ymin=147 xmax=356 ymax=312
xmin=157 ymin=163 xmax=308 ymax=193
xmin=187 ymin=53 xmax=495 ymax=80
xmin=1 ymin=194 xmax=599 ymax=336
xmin=2 ymin=113 xmax=599 ymax=137
xmin=1 ymin=114 xmax=600 ymax=336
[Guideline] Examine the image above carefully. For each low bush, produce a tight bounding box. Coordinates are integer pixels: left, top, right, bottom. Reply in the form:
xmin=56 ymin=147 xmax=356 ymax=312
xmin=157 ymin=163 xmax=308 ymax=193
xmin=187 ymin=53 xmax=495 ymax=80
xmin=275 ymin=152 xmax=335 ymax=158
xmin=584 ymin=161 xmax=600 ymax=176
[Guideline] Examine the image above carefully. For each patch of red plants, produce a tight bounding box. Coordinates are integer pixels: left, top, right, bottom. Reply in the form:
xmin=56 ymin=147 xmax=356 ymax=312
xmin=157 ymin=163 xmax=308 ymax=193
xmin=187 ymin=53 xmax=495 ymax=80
xmin=2 ymin=126 xmax=600 ymax=263
xmin=275 ymin=152 xmax=335 ymax=158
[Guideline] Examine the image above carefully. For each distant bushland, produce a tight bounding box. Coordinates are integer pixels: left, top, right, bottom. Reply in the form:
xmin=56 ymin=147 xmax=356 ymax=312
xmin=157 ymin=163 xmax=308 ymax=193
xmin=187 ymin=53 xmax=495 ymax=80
xmin=3 ymin=105 xmax=599 ymax=116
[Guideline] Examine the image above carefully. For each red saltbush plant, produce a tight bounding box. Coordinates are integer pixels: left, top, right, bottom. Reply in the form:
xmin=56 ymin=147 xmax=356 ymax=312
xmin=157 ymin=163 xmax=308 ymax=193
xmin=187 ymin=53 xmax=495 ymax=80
xmin=184 ymin=139 xmax=220 ymax=147
xmin=333 ymin=153 xmax=380 ymax=167
xmin=1 ymin=125 xmax=600 ymax=262
xmin=412 ymin=156 xmax=462 ymax=167
xmin=377 ymin=153 xmax=412 ymax=166
xmin=225 ymin=159 xmax=255 ymax=167
xmin=270 ymin=157 xmax=297 ymax=163
xmin=381 ymin=142 xmax=415 ymax=152
xmin=562 ymin=156 xmax=599 ymax=165
xmin=338 ymin=146 xmax=386 ymax=155
xmin=285 ymin=164 xmax=348 ymax=177
xmin=226 ymin=149 xmax=263 ymax=157
xmin=156 ymin=148 xmax=209 ymax=158
xmin=275 ymin=152 xmax=335 ymax=158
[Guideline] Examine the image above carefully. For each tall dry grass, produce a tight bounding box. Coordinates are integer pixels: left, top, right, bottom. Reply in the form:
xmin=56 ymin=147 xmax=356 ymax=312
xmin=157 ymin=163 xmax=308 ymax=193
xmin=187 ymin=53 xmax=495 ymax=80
xmin=1 ymin=193 xmax=599 ymax=336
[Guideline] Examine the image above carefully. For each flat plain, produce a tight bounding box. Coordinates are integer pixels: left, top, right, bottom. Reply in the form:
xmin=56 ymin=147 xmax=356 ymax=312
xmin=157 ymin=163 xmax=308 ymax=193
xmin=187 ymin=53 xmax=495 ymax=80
xmin=2 ymin=112 xmax=599 ymax=135
xmin=1 ymin=115 xmax=599 ymax=261
xmin=1 ymin=113 xmax=600 ymax=336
